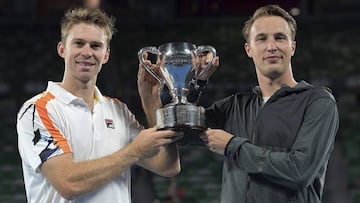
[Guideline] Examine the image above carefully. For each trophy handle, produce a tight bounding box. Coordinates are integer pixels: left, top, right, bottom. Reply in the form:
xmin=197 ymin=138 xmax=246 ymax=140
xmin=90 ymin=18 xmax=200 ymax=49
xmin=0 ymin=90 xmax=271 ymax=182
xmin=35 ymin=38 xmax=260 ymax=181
xmin=138 ymin=47 xmax=165 ymax=87
xmin=194 ymin=45 xmax=217 ymax=88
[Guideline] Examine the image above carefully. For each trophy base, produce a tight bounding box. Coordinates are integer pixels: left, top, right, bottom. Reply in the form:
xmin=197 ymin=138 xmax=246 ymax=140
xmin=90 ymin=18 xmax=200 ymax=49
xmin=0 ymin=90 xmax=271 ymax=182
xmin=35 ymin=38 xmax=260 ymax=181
xmin=156 ymin=104 xmax=206 ymax=145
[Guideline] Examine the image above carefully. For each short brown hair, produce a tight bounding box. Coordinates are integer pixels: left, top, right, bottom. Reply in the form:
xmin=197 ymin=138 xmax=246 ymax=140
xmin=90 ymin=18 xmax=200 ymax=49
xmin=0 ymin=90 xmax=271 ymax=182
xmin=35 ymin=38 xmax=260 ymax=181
xmin=60 ymin=7 xmax=116 ymax=47
xmin=242 ymin=5 xmax=297 ymax=42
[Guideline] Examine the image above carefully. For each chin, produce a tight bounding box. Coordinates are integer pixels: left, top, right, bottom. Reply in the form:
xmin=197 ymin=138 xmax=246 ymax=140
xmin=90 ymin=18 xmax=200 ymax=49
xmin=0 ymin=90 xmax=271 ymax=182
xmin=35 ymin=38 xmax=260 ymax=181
xmin=266 ymin=70 xmax=282 ymax=80
xmin=78 ymin=75 xmax=93 ymax=82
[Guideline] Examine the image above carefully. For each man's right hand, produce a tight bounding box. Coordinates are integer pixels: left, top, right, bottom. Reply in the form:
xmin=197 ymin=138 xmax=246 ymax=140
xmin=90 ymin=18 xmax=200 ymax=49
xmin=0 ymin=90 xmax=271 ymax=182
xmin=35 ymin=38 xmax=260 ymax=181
xmin=137 ymin=53 xmax=162 ymax=126
xmin=137 ymin=52 xmax=161 ymax=100
xmin=130 ymin=127 xmax=183 ymax=158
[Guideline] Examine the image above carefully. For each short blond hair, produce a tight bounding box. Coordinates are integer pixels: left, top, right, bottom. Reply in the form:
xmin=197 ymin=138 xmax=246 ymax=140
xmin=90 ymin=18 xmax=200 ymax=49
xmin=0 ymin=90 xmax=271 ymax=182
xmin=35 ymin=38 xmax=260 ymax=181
xmin=242 ymin=5 xmax=297 ymax=42
xmin=60 ymin=7 xmax=116 ymax=47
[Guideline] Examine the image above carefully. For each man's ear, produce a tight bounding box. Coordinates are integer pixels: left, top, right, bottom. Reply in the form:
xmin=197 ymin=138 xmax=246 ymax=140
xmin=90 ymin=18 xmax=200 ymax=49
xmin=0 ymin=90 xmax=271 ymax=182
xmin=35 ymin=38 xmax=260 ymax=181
xmin=57 ymin=42 xmax=65 ymax=58
xmin=102 ymin=48 xmax=110 ymax=64
xmin=291 ymin=40 xmax=296 ymax=56
xmin=244 ymin=42 xmax=252 ymax=58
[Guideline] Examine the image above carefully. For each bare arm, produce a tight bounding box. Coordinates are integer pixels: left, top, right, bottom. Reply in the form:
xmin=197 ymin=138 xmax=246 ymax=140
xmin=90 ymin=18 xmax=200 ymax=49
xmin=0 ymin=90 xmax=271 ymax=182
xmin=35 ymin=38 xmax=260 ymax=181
xmin=137 ymin=142 xmax=180 ymax=177
xmin=41 ymin=127 xmax=179 ymax=200
xmin=136 ymin=54 xmax=181 ymax=175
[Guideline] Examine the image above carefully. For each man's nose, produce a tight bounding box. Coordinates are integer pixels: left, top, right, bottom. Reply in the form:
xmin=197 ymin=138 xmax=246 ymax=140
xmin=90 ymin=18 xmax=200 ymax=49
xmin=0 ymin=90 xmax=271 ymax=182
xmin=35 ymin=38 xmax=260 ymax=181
xmin=266 ymin=38 xmax=278 ymax=52
xmin=81 ymin=44 xmax=93 ymax=56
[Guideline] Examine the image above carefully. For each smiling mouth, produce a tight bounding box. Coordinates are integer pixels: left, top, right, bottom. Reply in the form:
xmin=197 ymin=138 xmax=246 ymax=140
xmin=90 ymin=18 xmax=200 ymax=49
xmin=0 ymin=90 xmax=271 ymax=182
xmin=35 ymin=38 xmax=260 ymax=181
xmin=265 ymin=56 xmax=281 ymax=63
xmin=76 ymin=61 xmax=96 ymax=68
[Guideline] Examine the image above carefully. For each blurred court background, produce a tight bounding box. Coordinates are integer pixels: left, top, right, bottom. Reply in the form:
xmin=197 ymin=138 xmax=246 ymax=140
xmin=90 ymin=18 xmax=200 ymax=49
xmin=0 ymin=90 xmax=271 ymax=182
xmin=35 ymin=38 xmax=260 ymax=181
xmin=0 ymin=0 xmax=359 ymax=202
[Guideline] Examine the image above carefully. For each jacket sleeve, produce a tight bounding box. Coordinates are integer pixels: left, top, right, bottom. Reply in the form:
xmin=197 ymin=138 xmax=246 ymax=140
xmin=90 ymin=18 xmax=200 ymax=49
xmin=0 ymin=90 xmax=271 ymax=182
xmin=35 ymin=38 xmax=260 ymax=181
xmin=225 ymin=96 xmax=339 ymax=190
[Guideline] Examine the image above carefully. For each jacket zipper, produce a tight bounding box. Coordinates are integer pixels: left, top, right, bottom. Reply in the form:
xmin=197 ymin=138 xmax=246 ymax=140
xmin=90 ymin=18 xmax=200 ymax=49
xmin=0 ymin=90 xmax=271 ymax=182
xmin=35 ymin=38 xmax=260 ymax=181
xmin=244 ymin=96 xmax=269 ymax=203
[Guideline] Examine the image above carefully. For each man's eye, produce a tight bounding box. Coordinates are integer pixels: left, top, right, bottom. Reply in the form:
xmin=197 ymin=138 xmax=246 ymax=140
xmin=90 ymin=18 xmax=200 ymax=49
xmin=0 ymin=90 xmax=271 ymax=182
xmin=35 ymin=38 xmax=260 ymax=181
xmin=91 ymin=44 xmax=102 ymax=49
xmin=275 ymin=35 xmax=286 ymax=41
xmin=75 ymin=41 xmax=84 ymax=46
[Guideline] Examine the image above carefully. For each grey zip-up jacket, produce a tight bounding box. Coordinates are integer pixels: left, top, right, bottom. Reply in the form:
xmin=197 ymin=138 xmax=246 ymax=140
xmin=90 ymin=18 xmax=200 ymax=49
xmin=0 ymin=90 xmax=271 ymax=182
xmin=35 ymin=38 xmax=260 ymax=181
xmin=205 ymin=81 xmax=339 ymax=203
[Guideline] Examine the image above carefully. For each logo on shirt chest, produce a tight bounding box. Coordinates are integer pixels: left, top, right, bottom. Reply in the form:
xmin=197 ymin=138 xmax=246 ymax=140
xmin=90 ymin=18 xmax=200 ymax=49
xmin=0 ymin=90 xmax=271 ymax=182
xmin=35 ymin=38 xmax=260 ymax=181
xmin=105 ymin=119 xmax=115 ymax=129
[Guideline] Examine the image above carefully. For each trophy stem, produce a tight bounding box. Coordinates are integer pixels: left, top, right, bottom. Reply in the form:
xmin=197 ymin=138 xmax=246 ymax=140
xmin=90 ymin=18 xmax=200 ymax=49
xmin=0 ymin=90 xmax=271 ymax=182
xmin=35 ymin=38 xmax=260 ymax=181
xmin=171 ymin=88 xmax=189 ymax=104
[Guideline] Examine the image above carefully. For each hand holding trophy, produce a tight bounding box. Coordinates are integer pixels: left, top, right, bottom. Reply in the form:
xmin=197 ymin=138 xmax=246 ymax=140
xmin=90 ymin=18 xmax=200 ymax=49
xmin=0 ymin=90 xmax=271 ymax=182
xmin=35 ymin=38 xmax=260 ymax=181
xmin=138 ymin=42 xmax=216 ymax=143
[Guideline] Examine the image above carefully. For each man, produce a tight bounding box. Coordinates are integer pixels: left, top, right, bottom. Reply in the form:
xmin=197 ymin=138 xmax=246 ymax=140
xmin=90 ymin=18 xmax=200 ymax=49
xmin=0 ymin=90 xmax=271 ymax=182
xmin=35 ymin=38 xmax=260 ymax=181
xmin=199 ymin=4 xmax=339 ymax=203
xmin=17 ymin=8 xmax=181 ymax=203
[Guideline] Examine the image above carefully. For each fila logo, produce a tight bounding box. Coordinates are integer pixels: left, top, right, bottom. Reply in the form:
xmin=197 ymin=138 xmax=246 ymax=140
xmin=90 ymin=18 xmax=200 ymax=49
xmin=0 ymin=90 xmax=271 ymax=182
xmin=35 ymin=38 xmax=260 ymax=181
xmin=105 ymin=119 xmax=114 ymax=129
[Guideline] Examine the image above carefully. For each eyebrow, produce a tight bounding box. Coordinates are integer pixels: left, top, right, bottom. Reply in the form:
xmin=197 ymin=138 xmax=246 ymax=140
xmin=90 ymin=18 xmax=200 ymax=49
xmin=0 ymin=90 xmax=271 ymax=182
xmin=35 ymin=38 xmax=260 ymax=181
xmin=72 ymin=38 xmax=105 ymax=45
xmin=255 ymin=32 xmax=288 ymax=38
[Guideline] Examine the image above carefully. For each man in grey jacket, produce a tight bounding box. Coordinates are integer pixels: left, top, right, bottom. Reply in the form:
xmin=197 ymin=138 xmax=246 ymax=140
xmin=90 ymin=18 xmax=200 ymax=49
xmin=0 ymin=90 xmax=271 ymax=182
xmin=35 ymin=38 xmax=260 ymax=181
xmin=200 ymin=4 xmax=339 ymax=203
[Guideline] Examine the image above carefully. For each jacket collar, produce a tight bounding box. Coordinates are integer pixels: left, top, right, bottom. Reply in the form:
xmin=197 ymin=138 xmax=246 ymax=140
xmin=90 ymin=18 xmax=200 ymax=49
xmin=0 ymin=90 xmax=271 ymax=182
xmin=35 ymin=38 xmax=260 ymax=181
xmin=252 ymin=80 xmax=314 ymax=102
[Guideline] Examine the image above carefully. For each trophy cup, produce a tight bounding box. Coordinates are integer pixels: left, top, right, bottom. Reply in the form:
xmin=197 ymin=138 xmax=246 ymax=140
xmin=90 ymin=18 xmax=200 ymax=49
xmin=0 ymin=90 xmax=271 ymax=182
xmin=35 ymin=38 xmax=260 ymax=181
xmin=138 ymin=42 xmax=216 ymax=137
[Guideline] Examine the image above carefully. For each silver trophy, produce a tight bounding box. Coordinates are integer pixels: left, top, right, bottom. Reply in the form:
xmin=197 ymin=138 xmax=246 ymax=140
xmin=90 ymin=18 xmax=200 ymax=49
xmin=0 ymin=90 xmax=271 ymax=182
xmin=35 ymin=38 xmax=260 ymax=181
xmin=138 ymin=42 xmax=216 ymax=133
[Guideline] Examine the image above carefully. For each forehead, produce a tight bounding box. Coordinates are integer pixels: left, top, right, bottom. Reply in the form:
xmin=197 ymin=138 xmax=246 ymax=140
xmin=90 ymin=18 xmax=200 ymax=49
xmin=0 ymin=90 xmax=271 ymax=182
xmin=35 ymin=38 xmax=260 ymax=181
xmin=66 ymin=23 xmax=107 ymax=43
xmin=249 ymin=16 xmax=291 ymax=38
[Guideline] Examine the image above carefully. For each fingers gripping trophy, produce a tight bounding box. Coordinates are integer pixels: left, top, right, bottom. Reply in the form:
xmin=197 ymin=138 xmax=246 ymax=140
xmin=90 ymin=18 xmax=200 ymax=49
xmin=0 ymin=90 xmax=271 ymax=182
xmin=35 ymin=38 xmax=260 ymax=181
xmin=138 ymin=42 xmax=216 ymax=143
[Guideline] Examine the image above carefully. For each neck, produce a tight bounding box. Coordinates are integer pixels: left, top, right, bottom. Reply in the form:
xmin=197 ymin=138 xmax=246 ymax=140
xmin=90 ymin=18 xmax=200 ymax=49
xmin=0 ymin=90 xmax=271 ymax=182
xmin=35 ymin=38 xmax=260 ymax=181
xmin=257 ymin=74 xmax=297 ymax=97
xmin=60 ymin=79 xmax=96 ymax=111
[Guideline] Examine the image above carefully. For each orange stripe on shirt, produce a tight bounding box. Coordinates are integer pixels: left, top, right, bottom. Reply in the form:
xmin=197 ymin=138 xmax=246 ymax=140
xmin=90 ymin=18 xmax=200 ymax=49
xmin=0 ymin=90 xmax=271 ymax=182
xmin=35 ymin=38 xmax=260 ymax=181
xmin=36 ymin=92 xmax=71 ymax=153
